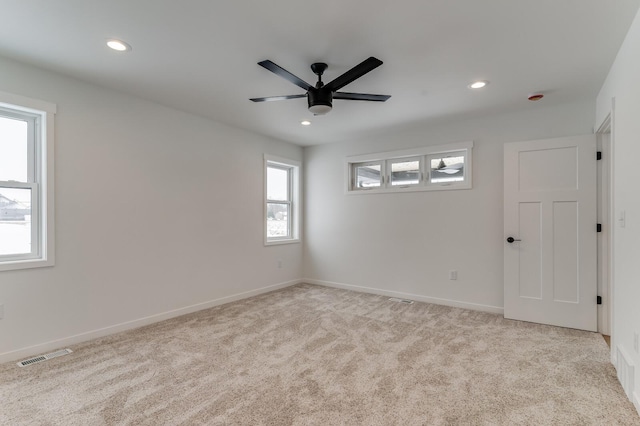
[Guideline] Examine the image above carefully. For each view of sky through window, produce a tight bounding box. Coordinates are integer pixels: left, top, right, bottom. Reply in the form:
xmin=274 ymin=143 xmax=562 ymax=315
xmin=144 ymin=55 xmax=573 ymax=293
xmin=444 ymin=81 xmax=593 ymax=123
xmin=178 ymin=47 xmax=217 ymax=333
xmin=267 ymin=166 xmax=288 ymax=200
xmin=0 ymin=115 xmax=28 ymax=183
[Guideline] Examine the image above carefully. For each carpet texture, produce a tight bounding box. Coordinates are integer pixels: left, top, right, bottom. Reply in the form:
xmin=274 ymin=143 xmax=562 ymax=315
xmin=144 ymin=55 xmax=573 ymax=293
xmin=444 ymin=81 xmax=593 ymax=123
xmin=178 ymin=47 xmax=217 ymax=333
xmin=0 ymin=284 xmax=638 ymax=425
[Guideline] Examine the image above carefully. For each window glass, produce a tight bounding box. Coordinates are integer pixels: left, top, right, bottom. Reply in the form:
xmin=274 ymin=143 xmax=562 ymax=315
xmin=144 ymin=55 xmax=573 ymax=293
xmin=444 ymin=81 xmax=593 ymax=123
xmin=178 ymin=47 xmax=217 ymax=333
xmin=355 ymin=163 xmax=381 ymax=188
xmin=266 ymin=202 xmax=290 ymax=238
xmin=0 ymin=187 xmax=32 ymax=255
xmin=0 ymin=115 xmax=29 ymax=182
xmin=267 ymin=166 xmax=289 ymax=201
xmin=429 ymin=155 xmax=465 ymax=183
xmin=390 ymin=160 xmax=420 ymax=186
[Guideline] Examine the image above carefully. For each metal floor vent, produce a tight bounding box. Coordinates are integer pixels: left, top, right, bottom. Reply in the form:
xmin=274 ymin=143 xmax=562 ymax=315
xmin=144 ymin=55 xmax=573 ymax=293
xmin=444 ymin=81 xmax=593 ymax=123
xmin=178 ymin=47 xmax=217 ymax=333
xmin=17 ymin=348 xmax=73 ymax=367
xmin=388 ymin=297 xmax=414 ymax=304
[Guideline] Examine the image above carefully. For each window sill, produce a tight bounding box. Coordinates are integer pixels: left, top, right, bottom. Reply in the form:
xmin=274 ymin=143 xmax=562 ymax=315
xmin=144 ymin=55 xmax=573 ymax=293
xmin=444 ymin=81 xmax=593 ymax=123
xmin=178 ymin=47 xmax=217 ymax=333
xmin=0 ymin=257 xmax=54 ymax=272
xmin=347 ymin=183 xmax=472 ymax=195
xmin=265 ymin=238 xmax=300 ymax=246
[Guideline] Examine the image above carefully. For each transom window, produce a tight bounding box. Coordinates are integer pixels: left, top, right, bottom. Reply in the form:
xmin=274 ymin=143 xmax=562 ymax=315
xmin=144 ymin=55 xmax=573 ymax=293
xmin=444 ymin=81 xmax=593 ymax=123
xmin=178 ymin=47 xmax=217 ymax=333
xmin=0 ymin=92 xmax=56 ymax=271
xmin=390 ymin=158 xmax=421 ymax=186
xmin=346 ymin=141 xmax=472 ymax=194
xmin=427 ymin=153 xmax=465 ymax=184
xmin=354 ymin=162 xmax=382 ymax=189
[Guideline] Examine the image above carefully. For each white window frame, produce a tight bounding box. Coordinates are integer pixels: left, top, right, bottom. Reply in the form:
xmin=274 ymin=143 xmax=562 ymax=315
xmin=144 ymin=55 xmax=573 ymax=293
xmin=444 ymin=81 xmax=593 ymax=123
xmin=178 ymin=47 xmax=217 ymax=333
xmin=388 ymin=156 xmax=422 ymax=188
xmin=264 ymin=155 xmax=301 ymax=245
xmin=425 ymin=150 xmax=469 ymax=187
xmin=352 ymin=160 xmax=384 ymax=190
xmin=345 ymin=141 xmax=473 ymax=194
xmin=0 ymin=91 xmax=56 ymax=272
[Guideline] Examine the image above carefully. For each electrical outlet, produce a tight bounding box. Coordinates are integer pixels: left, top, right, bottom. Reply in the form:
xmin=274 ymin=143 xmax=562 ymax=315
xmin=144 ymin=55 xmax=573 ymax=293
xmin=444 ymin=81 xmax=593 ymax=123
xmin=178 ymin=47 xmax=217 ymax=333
xmin=634 ymin=332 xmax=639 ymax=353
xmin=0 ymin=304 xmax=4 ymax=320
xmin=277 ymin=259 xmax=283 ymax=269
xmin=449 ymin=270 xmax=457 ymax=280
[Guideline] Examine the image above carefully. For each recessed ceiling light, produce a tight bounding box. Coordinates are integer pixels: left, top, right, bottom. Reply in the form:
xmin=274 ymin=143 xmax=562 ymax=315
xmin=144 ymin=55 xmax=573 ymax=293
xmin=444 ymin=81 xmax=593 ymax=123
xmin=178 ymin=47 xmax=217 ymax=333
xmin=468 ymin=80 xmax=488 ymax=89
xmin=301 ymin=120 xmax=311 ymax=126
xmin=106 ymin=39 xmax=132 ymax=52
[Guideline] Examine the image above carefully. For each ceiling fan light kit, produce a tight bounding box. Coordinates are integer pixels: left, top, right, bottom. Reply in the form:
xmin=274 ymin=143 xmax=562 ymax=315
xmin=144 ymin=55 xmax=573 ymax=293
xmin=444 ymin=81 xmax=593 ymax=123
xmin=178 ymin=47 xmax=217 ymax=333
xmin=250 ymin=57 xmax=391 ymax=115
xmin=307 ymin=87 xmax=332 ymax=115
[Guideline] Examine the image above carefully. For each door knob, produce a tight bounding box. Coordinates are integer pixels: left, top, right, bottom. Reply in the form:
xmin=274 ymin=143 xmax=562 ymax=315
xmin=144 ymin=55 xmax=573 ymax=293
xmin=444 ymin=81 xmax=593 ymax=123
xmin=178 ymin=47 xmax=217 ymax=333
xmin=506 ymin=237 xmax=521 ymax=243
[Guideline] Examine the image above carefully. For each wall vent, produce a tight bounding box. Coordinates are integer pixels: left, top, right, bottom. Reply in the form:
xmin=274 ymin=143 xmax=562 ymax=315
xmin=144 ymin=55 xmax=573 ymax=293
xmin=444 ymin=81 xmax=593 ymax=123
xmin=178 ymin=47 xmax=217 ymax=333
xmin=388 ymin=297 xmax=414 ymax=304
xmin=17 ymin=348 xmax=73 ymax=367
xmin=615 ymin=346 xmax=635 ymax=400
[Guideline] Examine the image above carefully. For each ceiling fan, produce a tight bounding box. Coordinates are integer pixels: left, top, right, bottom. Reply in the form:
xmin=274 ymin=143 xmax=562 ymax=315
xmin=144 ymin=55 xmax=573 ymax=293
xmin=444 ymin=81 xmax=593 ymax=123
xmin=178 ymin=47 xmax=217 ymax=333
xmin=250 ymin=57 xmax=391 ymax=115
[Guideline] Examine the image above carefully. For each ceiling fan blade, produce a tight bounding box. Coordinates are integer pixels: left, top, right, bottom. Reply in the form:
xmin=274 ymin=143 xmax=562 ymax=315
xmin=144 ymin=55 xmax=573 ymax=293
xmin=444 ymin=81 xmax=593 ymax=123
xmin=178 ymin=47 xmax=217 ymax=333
xmin=333 ymin=92 xmax=391 ymax=102
xmin=257 ymin=60 xmax=313 ymax=91
xmin=324 ymin=57 xmax=383 ymax=92
xmin=250 ymin=94 xmax=307 ymax=102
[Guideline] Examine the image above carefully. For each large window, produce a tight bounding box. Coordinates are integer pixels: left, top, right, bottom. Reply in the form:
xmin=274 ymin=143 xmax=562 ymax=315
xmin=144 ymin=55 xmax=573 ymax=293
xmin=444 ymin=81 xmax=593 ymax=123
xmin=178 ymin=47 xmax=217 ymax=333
xmin=346 ymin=141 xmax=473 ymax=194
xmin=265 ymin=155 xmax=300 ymax=245
xmin=0 ymin=92 xmax=55 ymax=271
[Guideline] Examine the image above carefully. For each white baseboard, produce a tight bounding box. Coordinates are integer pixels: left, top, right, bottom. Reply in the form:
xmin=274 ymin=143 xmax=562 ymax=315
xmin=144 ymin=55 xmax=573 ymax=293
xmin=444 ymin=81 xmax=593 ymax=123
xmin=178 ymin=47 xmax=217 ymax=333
xmin=303 ymin=278 xmax=504 ymax=315
xmin=615 ymin=345 xmax=636 ymax=402
xmin=0 ymin=279 xmax=302 ymax=364
xmin=634 ymin=391 xmax=640 ymax=417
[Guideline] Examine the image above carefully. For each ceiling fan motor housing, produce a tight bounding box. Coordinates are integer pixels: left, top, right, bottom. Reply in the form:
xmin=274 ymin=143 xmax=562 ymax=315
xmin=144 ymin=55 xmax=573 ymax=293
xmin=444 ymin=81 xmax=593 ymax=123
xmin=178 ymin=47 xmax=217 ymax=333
xmin=308 ymin=88 xmax=333 ymax=115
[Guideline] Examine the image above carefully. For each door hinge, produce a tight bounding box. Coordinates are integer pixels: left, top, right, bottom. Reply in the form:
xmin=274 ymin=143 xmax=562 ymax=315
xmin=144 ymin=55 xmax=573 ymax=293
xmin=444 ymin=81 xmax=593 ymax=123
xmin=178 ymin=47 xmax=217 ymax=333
xmin=597 ymin=223 xmax=602 ymax=232
xmin=596 ymin=151 xmax=602 ymax=160
xmin=597 ymin=296 xmax=602 ymax=305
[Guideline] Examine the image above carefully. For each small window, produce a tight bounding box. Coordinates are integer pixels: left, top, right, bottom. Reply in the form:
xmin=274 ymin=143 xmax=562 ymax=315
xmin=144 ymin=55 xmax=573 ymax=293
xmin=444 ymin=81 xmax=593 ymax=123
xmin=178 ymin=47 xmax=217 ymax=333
xmin=265 ymin=155 xmax=300 ymax=245
xmin=427 ymin=152 xmax=466 ymax=185
xmin=345 ymin=141 xmax=473 ymax=194
xmin=0 ymin=92 xmax=56 ymax=271
xmin=353 ymin=162 xmax=383 ymax=189
xmin=389 ymin=158 xmax=421 ymax=186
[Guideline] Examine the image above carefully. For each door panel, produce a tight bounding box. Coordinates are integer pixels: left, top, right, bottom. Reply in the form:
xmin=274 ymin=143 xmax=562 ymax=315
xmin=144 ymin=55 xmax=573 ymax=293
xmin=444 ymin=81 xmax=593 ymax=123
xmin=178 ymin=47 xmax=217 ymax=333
xmin=519 ymin=202 xmax=542 ymax=299
xmin=504 ymin=135 xmax=597 ymax=331
xmin=553 ymin=201 xmax=578 ymax=303
xmin=518 ymin=147 xmax=578 ymax=191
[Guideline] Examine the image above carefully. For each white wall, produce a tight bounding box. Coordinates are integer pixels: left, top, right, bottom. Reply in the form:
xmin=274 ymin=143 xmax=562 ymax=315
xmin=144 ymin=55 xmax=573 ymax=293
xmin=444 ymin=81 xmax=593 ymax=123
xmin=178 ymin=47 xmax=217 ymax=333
xmin=597 ymin=7 xmax=640 ymax=412
xmin=0 ymin=56 xmax=303 ymax=361
xmin=303 ymin=101 xmax=594 ymax=312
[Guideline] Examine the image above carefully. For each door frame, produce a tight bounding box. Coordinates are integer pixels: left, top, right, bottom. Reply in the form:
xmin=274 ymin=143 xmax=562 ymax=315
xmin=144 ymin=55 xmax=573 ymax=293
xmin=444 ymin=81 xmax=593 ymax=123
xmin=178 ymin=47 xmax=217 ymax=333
xmin=596 ymin=117 xmax=611 ymax=335
xmin=596 ymin=104 xmax=615 ymax=359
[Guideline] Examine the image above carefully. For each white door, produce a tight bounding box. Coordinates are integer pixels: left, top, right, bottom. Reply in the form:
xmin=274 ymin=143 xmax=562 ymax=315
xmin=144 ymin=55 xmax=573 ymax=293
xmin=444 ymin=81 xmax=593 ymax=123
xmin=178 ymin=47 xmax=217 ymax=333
xmin=504 ymin=135 xmax=597 ymax=331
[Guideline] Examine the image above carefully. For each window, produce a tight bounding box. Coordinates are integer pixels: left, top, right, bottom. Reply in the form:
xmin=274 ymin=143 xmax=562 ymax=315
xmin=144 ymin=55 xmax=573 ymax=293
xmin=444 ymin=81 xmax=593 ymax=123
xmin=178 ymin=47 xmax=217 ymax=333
xmin=346 ymin=141 xmax=472 ymax=194
xmin=354 ymin=162 xmax=383 ymax=188
xmin=265 ymin=155 xmax=300 ymax=245
xmin=389 ymin=157 xmax=420 ymax=187
xmin=0 ymin=92 xmax=55 ymax=271
xmin=427 ymin=152 xmax=467 ymax=185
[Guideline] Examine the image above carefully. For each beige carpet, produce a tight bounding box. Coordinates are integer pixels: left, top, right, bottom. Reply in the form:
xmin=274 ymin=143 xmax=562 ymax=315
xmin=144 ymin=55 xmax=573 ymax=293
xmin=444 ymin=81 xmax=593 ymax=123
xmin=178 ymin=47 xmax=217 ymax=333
xmin=0 ymin=284 xmax=637 ymax=425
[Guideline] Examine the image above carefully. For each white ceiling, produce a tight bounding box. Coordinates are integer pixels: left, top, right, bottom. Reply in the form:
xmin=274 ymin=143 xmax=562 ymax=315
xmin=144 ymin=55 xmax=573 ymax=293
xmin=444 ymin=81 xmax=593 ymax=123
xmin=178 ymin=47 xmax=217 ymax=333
xmin=1 ymin=1 xmax=639 ymax=146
